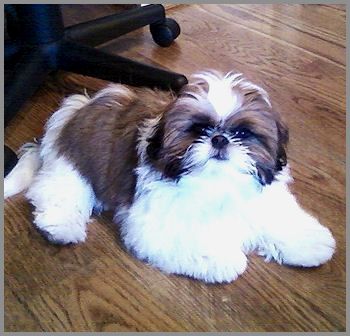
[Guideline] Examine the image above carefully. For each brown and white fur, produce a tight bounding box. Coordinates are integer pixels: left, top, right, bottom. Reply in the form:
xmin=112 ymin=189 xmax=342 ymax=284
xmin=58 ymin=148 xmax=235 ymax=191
xmin=4 ymin=71 xmax=335 ymax=283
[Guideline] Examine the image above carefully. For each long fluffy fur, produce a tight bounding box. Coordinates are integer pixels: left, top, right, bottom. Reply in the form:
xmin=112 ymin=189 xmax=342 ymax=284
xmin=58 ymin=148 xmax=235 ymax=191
xmin=4 ymin=71 xmax=336 ymax=283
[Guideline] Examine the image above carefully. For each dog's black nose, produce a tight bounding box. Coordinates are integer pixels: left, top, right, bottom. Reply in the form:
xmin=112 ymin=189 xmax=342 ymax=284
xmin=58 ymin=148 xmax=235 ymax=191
xmin=211 ymin=135 xmax=229 ymax=149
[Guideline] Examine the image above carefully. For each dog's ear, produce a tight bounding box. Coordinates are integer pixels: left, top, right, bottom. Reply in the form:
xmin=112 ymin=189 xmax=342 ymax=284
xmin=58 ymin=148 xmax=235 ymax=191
xmin=145 ymin=122 xmax=186 ymax=181
xmin=164 ymin=158 xmax=185 ymax=181
xmin=255 ymin=118 xmax=289 ymax=185
xmin=146 ymin=122 xmax=164 ymax=161
xmin=256 ymin=162 xmax=275 ymax=186
xmin=275 ymin=119 xmax=289 ymax=171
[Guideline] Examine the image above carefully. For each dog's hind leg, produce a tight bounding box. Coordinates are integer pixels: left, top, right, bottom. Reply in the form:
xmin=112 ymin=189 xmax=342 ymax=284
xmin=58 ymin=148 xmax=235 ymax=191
xmin=26 ymin=155 xmax=95 ymax=244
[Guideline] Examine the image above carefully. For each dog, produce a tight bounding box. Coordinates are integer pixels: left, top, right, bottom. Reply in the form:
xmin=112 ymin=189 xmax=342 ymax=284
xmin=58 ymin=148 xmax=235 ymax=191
xmin=4 ymin=70 xmax=336 ymax=283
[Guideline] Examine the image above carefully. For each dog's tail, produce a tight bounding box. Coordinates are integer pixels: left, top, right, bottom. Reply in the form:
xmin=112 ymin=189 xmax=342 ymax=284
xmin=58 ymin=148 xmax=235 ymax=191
xmin=4 ymin=142 xmax=42 ymax=199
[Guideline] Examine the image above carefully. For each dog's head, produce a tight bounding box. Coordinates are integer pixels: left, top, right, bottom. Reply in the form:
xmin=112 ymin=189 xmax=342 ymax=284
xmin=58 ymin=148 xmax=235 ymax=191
xmin=146 ymin=71 xmax=288 ymax=185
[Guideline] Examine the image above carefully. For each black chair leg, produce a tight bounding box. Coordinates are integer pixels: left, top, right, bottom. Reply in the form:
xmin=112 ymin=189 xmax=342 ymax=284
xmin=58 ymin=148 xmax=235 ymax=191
xmin=5 ymin=40 xmax=21 ymax=63
xmin=59 ymin=41 xmax=187 ymax=92
xmin=5 ymin=48 xmax=51 ymax=126
xmin=5 ymin=4 xmax=20 ymax=39
xmin=65 ymin=4 xmax=166 ymax=47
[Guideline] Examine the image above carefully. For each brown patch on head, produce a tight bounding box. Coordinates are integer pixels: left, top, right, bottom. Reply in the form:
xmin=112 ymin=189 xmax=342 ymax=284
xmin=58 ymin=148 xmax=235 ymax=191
xmin=224 ymin=85 xmax=289 ymax=184
xmin=146 ymin=72 xmax=229 ymax=178
xmin=146 ymin=96 xmax=214 ymax=179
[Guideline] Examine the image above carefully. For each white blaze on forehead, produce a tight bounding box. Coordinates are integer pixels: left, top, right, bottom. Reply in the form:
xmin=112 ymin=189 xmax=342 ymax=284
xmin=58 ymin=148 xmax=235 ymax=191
xmin=192 ymin=72 xmax=244 ymax=119
xmin=191 ymin=71 xmax=271 ymax=119
xmin=207 ymin=78 xmax=242 ymax=118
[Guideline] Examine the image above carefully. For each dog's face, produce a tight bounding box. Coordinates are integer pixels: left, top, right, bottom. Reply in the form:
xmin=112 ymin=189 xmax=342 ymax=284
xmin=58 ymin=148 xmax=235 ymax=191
xmin=147 ymin=71 xmax=288 ymax=185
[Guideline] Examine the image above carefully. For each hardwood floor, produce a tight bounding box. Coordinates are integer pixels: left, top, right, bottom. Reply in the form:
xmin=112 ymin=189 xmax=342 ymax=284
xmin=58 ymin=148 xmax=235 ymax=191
xmin=4 ymin=4 xmax=346 ymax=332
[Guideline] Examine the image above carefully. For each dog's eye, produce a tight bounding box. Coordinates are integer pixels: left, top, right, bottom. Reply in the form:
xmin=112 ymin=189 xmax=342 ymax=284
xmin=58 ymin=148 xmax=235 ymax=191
xmin=189 ymin=123 xmax=211 ymax=136
xmin=231 ymin=127 xmax=253 ymax=139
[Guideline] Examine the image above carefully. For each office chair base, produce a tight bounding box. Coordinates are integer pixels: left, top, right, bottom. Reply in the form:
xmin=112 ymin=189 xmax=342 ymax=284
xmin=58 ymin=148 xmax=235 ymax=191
xmin=5 ymin=4 xmax=188 ymax=126
xmin=4 ymin=5 xmax=188 ymax=176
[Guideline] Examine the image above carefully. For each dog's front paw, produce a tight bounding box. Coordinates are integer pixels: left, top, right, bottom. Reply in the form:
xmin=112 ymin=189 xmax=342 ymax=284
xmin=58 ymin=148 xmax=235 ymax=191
xmin=265 ymin=217 xmax=336 ymax=267
xmin=37 ymin=225 xmax=87 ymax=245
xmin=33 ymin=208 xmax=87 ymax=245
xmin=177 ymin=250 xmax=248 ymax=283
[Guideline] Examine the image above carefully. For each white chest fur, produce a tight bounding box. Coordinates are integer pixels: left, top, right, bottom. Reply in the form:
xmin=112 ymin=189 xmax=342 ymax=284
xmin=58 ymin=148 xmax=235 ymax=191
xmin=119 ymin=160 xmax=263 ymax=277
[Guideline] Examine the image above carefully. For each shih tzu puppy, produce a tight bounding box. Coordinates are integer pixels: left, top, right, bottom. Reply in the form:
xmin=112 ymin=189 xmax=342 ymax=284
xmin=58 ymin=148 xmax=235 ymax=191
xmin=4 ymin=70 xmax=336 ymax=283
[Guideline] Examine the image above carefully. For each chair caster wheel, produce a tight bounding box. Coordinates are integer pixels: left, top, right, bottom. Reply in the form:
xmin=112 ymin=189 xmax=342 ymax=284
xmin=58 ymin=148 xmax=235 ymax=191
xmin=4 ymin=145 xmax=18 ymax=177
xmin=150 ymin=18 xmax=181 ymax=47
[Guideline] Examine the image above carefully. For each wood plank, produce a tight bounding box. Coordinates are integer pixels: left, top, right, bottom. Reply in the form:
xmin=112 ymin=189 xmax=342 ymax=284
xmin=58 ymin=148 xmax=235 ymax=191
xmin=217 ymin=4 xmax=346 ymax=66
xmin=4 ymin=287 xmax=43 ymax=331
